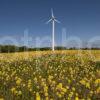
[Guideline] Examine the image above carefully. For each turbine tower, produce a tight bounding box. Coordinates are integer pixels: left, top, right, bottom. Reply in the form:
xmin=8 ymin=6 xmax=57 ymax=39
xmin=46 ymin=9 xmax=60 ymax=51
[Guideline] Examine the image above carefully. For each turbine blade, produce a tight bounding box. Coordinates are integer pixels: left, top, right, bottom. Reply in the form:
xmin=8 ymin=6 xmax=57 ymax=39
xmin=51 ymin=8 xmax=54 ymax=17
xmin=55 ymin=19 xmax=60 ymax=23
xmin=46 ymin=19 xmax=52 ymax=24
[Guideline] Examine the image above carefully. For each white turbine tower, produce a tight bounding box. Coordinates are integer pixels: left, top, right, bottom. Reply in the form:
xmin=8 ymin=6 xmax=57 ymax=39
xmin=46 ymin=9 xmax=60 ymax=51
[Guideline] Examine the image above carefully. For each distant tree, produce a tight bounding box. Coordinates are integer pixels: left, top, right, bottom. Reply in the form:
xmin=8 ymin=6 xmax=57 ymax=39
xmin=0 ymin=45 xmax=99 ymax=53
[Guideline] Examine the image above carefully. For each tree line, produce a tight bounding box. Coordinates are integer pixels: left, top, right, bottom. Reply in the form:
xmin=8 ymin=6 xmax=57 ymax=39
xmin=0 ymin=45 xmax=100 ymax=53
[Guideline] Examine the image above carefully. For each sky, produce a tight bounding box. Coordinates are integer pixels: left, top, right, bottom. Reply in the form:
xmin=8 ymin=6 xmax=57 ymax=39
xmin=0 ymin=0 xmax=100 ymax=47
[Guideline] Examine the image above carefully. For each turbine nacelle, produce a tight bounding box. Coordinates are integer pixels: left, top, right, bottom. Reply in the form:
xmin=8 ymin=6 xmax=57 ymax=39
xmin=46 ymin=9 xmax=60 ymax=24
xmin=52 ymin=17 xmax=56 ymax=20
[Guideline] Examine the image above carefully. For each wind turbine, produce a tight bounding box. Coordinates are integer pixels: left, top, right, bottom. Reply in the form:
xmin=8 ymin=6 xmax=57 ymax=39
xmin=46 ymin=9 xmax=60 ymax=51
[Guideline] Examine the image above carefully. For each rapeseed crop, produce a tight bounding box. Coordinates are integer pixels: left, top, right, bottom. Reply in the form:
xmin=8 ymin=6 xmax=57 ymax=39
xmin=0 ymin=50 xmax=100 ymax=100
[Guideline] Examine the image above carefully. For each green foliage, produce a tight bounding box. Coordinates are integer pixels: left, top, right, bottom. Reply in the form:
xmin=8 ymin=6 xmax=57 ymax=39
xmin=0 ymin=45 xmax=100 ymax=53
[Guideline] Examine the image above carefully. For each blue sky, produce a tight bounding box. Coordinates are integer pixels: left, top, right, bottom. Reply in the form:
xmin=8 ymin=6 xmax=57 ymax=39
xmin=0 ymin=0 xmax=100 ymax=47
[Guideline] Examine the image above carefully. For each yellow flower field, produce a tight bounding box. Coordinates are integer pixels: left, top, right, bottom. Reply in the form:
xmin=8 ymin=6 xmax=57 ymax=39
xmin=0 ymin=50 xmax=100 ymax=100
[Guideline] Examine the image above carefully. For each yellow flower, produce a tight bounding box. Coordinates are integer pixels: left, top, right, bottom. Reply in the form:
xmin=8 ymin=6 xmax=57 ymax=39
xmin=34 ymin=77 xmax=37 ymax=83
xmin=36 ymin=92 xmax=41 ymax=100
xmin=57 ymin=93 xmax=62 ymax=98
xmin=22 ymin=83 xmax=26 ymax=87
xmin=62 ymin=88 xmax=67 ymax=93
xmin=18 ymin=91 xmax=22 ymax=95
xmin=28 ymin=79 xmax=32 ymax=84
xmin=48 ymin=75 xmax=53 ymax=80
xmin=52 ymin=81 xmax=56 ymax=85
xmin=72 ymin=87 xmax=75 ymax=91
xmin=0 ymin=98 xmax=4 ymax=100
xmin=96 ymin=87 xmax=100 ymax=94
xmin=69 ymin=92 xmax=73 ymax=97
xmin=75 ymin=96 xmax=79 ymax=100
xmin=95 ymin=79 xmax=100 ymax=85
xmin=90 ymin=91 xmax=93 ymax=95
xmin=16 ymin=78 xmax=22 ymax=85
xmin=87 ymin=98 xmax=91 ymax=100
xmin=11 ymin=87 xmax=16 ymax=93
xmin=44 ymin=86 xmax=48 ymax=92
xmin=80 ymin=79 xmax=86 ymax=85
xmin=57 ymin=83 xmax=63 ymax=89
xmin=86 ymin=83 xmax=90 ymax=89
xmin=66 ymin=86 xmax=69 ymax=89
xmin=45 ymin=97 xmax=49 ymax=100
xmin=68 ymin=79 xmax=71 ymax=83
xmin=44 ymin=92 xmax=48 ymax=97
xmin=29 ymin=88 xmax=32 ymax=92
